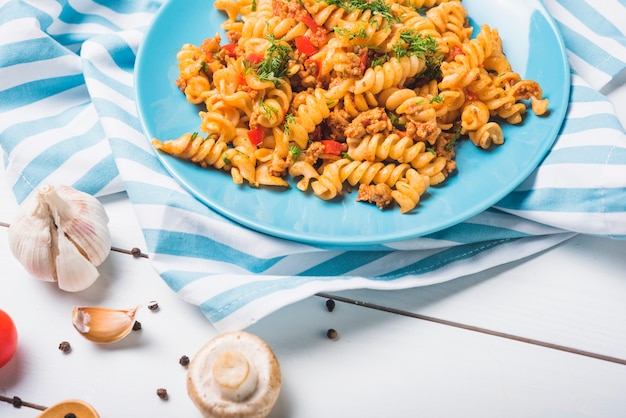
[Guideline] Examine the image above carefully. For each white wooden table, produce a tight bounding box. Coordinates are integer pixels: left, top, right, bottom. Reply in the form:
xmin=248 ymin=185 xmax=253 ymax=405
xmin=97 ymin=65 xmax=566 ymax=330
xmin=1 ymin=85 xmax=625 ymax=417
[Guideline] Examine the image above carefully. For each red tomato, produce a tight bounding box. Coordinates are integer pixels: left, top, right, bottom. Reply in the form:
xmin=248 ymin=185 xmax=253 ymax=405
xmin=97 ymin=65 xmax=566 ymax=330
xmin=222 ymin=43 xmax=238 ymax=58
xmin=247 ymin=127 xmax=264 ymax=146
xmin=301 ymin=14 xmax=319 ymax=32
xmin=295 ymin=36 xmax=318 ymax=57
xmin=320 ymin=139 xmax=343 ymax=155
xmin=246 ymin=53 xmax=264 ymax=65
xmin=0 ymin=309 xmax=17 ymax=368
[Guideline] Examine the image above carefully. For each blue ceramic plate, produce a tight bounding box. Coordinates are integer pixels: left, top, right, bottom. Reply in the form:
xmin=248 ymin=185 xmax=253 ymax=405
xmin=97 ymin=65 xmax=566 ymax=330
xmin=135 ymin=0 xmax=569 ymax=245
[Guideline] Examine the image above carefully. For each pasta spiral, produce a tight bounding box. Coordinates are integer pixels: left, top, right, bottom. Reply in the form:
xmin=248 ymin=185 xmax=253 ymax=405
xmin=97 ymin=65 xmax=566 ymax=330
xmin=286 ymin=88 xmax=331 ymax=149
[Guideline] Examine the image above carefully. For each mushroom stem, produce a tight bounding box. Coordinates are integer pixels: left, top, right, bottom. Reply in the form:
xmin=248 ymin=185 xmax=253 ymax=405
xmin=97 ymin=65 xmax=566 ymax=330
xmin=213 ymin=351 xmax=258 ymax=402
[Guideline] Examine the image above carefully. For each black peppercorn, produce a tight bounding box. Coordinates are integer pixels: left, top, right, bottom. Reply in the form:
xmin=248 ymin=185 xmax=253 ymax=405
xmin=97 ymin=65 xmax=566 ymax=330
xmin=326 ymin=328 xmax=338 ymax=340
xmin=132 ymin=321 xmax=142 ymax=331
xmin=179 ymin=355 xmax=190 ymax=367
xmin=64 ymin=413 xmax=77 ymax=418
xmin=325 ymin=299 xmax=335 ymax=312
xmin=58 ymin=341 xmax=71 ymax=353
xmin=156 ymin=388 xmax=168 ymax=400
xmin=147 ymin=300 xmax=159 ymax=311
xmin=131 ymin=247 xmax=142 ymax=257
xmin=12 ymin=396 xmax=22 ymax=408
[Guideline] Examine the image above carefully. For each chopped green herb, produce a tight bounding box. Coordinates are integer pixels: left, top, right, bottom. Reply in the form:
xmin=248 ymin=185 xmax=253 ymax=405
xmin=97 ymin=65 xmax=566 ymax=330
xmin=370 ymin=54 xmax=387 ymax=67
xmin=255 ymin=34 xmax=293 ymax=86
xmin=284 ymin=113 xmax=295 ymax=135
xmin=392 ymin=30 xmax=443 ymax=79
xmin=190 ymin=132 xmax=199 ymax=140
xmin=426 ymin=147 xmax=436 ymax=155
xmin=387 ymin=111 xmax=405 ymax=130
xmin=429 ymin=95 xmax=444 ymax=104
xmin=444 ymin=124 xmax=462 ymax=151
xmin=288 ymin=144 xmax=302 ymax=159
xmin=251 ymin=0 xmax=257 ymax=11
xmin=221 ymin=152 xmax=231 ymax=165
xmin=199 ymin=61 xmax=208 ymax=73
xmin=325 ymin=0 xmax=397 ymax=23
xmin=332 ymin=26 xmax=368 ymax=40
xmin=259 ymin=100 xmax=279 ymax=119
xmin=342 ymin=152 xmax=354 ymax=161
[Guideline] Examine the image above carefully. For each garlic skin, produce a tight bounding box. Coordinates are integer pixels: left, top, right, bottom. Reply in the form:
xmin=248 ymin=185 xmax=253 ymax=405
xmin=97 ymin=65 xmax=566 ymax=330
xmin=72 ymin=306 xmax=138 ymax=344
xmin=8 ymin=184 xmax=111 ymax=292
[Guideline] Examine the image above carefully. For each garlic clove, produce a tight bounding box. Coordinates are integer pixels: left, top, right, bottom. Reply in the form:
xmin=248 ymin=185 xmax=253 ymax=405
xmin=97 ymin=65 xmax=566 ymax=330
xmin=44 ymin=185 xmax=111 ymax=267
xmin=8 ymin=193 xmax=57 ymax=282
xmin=37 ymin=399 xmax=99 ymax=418
xmin=56 ymin=231 xmax=100 ymax=292
xmin=71 ymin=306 xmax=138 ymax=344
xmin=8 ymin=184 xmax=111 ymax=292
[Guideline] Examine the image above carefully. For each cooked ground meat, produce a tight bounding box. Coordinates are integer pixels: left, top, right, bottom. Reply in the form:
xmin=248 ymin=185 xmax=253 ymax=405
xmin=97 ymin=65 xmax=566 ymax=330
xmin=344 ymin=107 xmax=392 ymax=139
xmin=289 ymin=88 xmax=315 ymax=114
xmin=200 ymin=35 xmax=221 ymax=55
xmin=405 ymin=120 xmax=441 ymax=144
xmin=434 ymin=133 xmax=458 ymax=177
xmin=342 ymin=52 xmax=364 ymax=77
xmin=296 ymin=57 xmax=322 ymax=89
xmin=270 ymin=158 xmax=290 ymax=177
xmin=226 ymin=30 xmax=241 ymax=44
xmin=326 ymin=108 xmax=351 ymax=142
xmin=304 ymin=141 xmax=325 ymax=165
xmin=357 ymin=183 xmax=393 ymax=210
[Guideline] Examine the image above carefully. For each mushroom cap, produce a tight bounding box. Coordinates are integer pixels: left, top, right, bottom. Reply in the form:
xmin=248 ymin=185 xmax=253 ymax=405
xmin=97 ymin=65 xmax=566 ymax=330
xmin=187 ymin=331 xmax=281 ymax=418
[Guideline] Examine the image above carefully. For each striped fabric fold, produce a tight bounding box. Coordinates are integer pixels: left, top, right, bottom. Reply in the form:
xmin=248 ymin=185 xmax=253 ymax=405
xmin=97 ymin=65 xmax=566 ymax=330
xmin=1 ymin=0 xmax=625 ymax=330
xmin=543 ymin=0 xmax=626 ymax=93
xmin=0 ymin=0 xmax=159 ymax=200
xmin=495 ymin=75 xmax=626 ymax=239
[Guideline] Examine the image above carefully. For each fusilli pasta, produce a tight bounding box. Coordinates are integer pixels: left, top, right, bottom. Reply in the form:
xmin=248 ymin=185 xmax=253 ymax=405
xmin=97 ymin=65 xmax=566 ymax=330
xmin=152 ymin=0 xmax=548 ymax=214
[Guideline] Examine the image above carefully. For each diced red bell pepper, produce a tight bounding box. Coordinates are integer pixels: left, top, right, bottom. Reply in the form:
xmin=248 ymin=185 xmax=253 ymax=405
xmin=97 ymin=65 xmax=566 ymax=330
xmin=301 ymin=14 xmax=319 ymax=32
xmin=321 ymin=139 xmax=342 ymax=155
xmin=247 ymin=127 xmax=264 ymax=146
xmin=295 ymin=36 xmax=318 ymax=57
xmin=246 ymin=53 xmax=264 ymax=65
xmin=222 ymin=43 xmax=237 ymax=57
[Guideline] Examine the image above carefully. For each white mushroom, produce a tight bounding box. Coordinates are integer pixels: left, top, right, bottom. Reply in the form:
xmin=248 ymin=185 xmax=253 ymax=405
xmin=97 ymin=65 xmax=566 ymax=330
xmin=187 ymin=331 xmax=281 ymax=418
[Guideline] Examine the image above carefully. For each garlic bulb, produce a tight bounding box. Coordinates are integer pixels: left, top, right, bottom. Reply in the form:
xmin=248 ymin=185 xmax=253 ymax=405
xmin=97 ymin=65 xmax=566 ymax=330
xmin=8 ymin=184 xmax=111 ymax=292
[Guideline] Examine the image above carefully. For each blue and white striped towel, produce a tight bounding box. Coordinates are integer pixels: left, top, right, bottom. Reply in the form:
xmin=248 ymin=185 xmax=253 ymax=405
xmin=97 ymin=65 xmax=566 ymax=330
xmin=1 ymin=0 xmax=625 ymax=331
